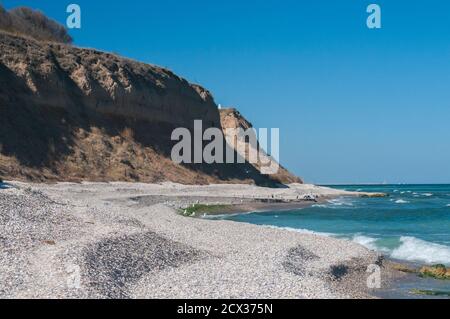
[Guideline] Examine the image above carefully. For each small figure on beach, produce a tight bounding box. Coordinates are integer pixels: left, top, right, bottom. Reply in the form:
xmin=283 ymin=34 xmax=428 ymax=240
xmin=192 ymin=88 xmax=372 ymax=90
xmin=303 ymin=194 xmax=318 ymax=202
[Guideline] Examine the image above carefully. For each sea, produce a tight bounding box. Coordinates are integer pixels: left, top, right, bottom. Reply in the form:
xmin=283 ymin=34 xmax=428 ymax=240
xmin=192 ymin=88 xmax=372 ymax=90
xmin=207 ymin=184 xmax=450 ymax=298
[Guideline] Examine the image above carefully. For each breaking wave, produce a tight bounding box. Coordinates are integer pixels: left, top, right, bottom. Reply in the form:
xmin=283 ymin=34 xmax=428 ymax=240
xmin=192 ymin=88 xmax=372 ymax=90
xmin=351 ymin=235 xmax=379 ymax=251
xmin=390 ymin=236 xmax=450 ymax=265
xmin=350 ymin=235 xmax=450 ymax=265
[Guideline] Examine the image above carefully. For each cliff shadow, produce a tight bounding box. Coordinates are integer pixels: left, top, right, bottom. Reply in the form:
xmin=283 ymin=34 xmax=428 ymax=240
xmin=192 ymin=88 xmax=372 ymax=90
xmin=91 ymin=113 xmax=284 ymax=187
xmin=0 ymin=62 xmax=82 ymax=172
xmin=0 ymin=62 xmax=284 ymax=187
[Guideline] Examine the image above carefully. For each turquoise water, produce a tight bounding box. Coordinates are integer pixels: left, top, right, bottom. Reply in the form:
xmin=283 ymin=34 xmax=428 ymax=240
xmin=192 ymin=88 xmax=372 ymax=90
xmin=210 ymin=185 xmax=450 ymax=266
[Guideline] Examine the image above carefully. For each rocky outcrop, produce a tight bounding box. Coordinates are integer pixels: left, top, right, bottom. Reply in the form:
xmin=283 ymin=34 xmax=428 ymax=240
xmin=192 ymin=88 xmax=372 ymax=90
xmin=220 ymin=108 xmax=302 ymax=184
xmin=419 ymin=265 xmax=450 ymax=280
xmin=392 ymin=263 xmax=450 ymax=281
xmin=0 ymin=26 xmax=299 ymax=186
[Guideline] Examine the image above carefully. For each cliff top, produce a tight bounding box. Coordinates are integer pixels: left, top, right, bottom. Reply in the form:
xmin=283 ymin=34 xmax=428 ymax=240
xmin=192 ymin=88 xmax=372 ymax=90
xmin=0 ymin=5 xmax=72 ymax=44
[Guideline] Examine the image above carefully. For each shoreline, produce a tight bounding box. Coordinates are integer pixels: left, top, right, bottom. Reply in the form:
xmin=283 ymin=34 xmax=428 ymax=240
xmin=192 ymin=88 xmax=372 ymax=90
xmin=195 ymin=197 xmax=450 ymax=299
xmin=197 ymin=197 xmax=331 ymax=216
xmin=0 ymin=181 xmax=412 ymax=299
xmin=131 ymin=194 xmax=331 ymax=216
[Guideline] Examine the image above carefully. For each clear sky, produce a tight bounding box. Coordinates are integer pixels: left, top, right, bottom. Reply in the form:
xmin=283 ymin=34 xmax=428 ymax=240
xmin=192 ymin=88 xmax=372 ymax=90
xmin=3 ymin=0 xmax=450 ymax=184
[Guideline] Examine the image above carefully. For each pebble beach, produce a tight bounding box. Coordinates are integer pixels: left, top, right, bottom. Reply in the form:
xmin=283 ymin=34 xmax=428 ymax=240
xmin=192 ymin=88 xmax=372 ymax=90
xmin=0 ymin=181 xmax=397 ymax=299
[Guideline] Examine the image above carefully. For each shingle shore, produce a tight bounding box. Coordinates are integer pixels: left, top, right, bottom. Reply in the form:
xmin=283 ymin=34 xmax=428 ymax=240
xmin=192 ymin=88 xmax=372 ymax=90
xmin=0 ymin=182 xmax=384 ymax=299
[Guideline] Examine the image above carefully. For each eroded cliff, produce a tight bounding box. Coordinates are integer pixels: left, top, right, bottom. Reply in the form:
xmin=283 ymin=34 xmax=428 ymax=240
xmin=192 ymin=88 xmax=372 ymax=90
xmin=220 ymin=108 xmax=302 ymax=185
xmin=0 ymin=7 xmax=301 ymax=185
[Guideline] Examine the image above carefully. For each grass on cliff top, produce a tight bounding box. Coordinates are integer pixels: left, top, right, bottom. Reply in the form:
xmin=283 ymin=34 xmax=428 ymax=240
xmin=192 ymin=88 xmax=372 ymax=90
xmin=180 ymin=204 xmax=232 ymax=217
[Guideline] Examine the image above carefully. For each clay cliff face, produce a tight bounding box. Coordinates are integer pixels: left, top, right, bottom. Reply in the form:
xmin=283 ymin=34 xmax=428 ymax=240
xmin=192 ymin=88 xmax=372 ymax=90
xmin=0 ymin=9 xmax=301 ymax=186
xmin=219 ymin=108 xmax=302 ymax=185
xmin=0 ymin=32 xmax=219 ymax=128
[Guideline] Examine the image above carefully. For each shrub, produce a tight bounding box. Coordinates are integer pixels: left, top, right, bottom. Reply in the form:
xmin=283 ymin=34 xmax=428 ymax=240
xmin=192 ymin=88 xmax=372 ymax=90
xmin=0 ymin=5 xmax=72 ymax=43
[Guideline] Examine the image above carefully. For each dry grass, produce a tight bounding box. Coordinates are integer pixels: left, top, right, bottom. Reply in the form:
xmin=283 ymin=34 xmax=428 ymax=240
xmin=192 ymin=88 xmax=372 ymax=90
xmin=0 ymin=5 xmax=72 ymax=44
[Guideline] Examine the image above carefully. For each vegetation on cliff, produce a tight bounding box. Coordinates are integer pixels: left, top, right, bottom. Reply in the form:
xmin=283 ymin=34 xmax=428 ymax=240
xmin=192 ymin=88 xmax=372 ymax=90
xmin=0 ymin=5 xmax=72 ymax=43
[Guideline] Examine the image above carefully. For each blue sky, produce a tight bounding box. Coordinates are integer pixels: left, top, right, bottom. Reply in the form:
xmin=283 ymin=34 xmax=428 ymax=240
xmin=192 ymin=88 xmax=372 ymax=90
xmin=3 ymin=0 xmax=450 ymax=184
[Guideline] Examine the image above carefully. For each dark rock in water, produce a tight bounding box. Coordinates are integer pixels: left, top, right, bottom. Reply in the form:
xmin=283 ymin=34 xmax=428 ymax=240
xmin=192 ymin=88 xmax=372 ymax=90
xmin=391 ymin=263 xmax=418 ymax=274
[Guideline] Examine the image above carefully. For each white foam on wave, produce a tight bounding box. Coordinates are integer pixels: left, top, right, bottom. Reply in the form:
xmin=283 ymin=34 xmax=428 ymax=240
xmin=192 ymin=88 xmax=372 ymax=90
xmin=352 ymin=235 xmax=450 ymax=265
xmin=446 ymin=204 xmax=450 ymax=207
xmin=263 ymin=225 xmax=333 ymax=237
xmin=326 ymin=198 xmax=354 ymax=207
xmin=423 ymin=193 xmax=433 ymax=197
xmin=391 ymin=236 xmax=450 ymax=265
xmin=265 ymin=226 xmax=450 ymax=265
xmin=395 ymin=199 xmax=409 ymax=204
xmin=352 ymin=235 xmax=379 ymax=251
xmin=351 ymin=235 xmax=392 ymax=254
